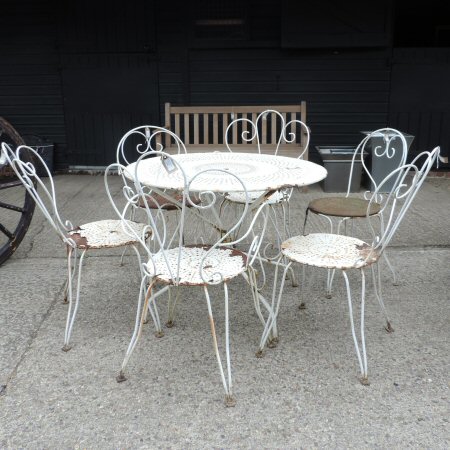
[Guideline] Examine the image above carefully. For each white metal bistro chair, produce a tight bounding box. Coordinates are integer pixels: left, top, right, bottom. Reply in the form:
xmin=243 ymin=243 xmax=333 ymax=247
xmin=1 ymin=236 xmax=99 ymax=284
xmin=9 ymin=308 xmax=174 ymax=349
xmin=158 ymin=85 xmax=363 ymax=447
xmin=223 ymin=110 xmax=310 ymax=288
xmin=116 ymin=125 xmax=205 ymax=264
xmin=0 ymin=143 xmax=150 ymax=352
xmin=269 ymin=147 xmax=441 ymax=385
xmin=303 ymin=128 xmax=409 ymax=300
xmin=104 ymin=150 xmax=274 ymax=407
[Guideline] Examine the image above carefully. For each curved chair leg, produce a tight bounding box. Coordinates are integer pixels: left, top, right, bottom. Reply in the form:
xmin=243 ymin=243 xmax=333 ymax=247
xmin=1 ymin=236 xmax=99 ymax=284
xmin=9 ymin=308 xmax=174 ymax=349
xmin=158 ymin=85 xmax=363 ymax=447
xmin=119 ymin=247 xmax=129 ymax=266
xmin=342 ymin=270 xmax=369 ymax=385
xmin=371 ymin=263 xmax=394 ymax=333
xmin=166 ymin=287 xmax=180 ymax=328
xmin=287 ymin=265 xmax=298 ymax=288
xmin=257 ymin=259 xmax=291 ymax=356
xmin=62 ymin=278 xmax=69 ymax=304
xmin=256 ymin=254 xmax=267 ymax=292
xmin=318 ymin=213 xmax=337 ymax=298
xmin=266 ymin=205 xmax=297 ymax=288
xmin=62 ymin=248 xmax=87 ymax=352
xmin=119 ymin=209 xmax=137 ymax=265
xmin=284 ymin=198 xmax=292 ymax=239
xmin=376 ymin=214 xmax=398 ymax=286
xmin=244 ymin=267 xmax=277 ymax=353
xmin=302 ymin=207 xmax=310 ymax=235
xmin=63 ymin=246 xmax=78 ymax=304
xmin=298 ymin=264 xmax=307 ymax=309
xmin=326 ymin=269 xmax=336 ymax=299
xmin=129 ymin=244 xmax=163 ymax=336
xmin=268 ymin=203 xmax=282 ymax=250
xmin=283 ymin=204 xmax=298 ymax=288
xmin=117 ymin=278 xmax=156 ymax=383
xmin=246 ymin=267 xmax=266 ymax=327
xmin=204 ymin=284 xmax=235 ymax=407
xmin=382 ymin=251 xmax=399 ymax=286
xmin=141 ymin=284 xmax=163 ymax=337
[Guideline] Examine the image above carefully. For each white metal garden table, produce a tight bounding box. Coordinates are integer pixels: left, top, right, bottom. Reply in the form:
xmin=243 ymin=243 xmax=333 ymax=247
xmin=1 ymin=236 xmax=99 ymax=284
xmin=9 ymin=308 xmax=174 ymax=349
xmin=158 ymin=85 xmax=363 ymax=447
xmin=125 ymin=151 xmax=327 ymax=257
xmin=125 ymin=151 xmax=327 ymax=352
xmin=126 ymin=151 xmax=327 ymax=194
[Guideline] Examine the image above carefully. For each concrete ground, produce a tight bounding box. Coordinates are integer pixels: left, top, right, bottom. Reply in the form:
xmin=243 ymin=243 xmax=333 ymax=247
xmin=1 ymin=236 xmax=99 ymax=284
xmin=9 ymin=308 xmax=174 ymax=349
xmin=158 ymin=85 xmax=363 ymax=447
xmin=0 ymin=174 xmax=449 ymax=449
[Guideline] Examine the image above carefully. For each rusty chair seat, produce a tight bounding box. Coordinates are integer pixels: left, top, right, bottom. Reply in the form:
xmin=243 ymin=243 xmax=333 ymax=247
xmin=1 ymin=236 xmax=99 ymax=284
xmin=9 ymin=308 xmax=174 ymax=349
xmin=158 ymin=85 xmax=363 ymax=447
xmin=281 ymin=233 xmax=379 ymax=270
xmin=308 ymin=196 xmax=381 ymax=218
xmin=149 ymin=244 xmax=247 ymax=286
xmin=68 ymin=219 xmax=150 ymax=250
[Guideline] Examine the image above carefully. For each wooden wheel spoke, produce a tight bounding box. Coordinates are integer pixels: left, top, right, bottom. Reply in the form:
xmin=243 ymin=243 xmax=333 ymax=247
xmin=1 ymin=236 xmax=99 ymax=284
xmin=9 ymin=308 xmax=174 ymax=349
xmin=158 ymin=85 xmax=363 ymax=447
xmin=0 ymin=200 xmax=25 ymax=213
xmin=0 ymin=223 xmax=15 ymax=240
xmin=0 ymin=116 xmax=35 ymax=266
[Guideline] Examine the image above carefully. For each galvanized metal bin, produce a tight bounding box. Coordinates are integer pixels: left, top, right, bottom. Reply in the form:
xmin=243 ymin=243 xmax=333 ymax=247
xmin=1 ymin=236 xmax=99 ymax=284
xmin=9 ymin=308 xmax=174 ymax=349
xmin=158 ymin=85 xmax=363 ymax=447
xmin=316 ymin=146 xmax=365 ymax=193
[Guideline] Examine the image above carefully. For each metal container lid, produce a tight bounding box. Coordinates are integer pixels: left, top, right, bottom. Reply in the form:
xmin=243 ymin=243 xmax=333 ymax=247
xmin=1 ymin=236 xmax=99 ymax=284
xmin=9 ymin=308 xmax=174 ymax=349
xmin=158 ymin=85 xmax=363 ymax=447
xmin=361 ymin=130 xmax=414 ymax=138
xmin=316 ymin=146 xmax=365 ymax=161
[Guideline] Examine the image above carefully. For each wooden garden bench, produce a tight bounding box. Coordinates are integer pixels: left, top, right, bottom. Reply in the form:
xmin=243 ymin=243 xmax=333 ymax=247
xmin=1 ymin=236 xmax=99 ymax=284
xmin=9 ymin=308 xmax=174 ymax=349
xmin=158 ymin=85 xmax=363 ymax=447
xmin=163 ymin=102 xmax=308 ymax=160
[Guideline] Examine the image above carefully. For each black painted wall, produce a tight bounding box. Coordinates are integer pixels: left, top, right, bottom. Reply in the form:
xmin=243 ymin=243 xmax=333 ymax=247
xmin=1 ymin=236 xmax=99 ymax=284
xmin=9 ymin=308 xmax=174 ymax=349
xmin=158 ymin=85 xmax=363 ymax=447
xmin=0 ymin=0 xmax=449 ymax=167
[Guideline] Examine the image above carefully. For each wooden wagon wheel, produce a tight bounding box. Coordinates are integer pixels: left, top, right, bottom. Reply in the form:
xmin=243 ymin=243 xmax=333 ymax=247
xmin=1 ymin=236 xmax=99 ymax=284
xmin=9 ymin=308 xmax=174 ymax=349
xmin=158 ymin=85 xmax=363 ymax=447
xmin=0 ymin=117 xmax=36 ymax=266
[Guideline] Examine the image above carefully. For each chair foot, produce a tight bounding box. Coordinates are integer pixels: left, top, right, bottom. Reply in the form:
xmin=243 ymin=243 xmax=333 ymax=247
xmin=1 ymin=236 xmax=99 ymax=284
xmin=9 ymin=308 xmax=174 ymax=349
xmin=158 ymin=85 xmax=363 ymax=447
xmin=61 ymin=344 xmax=72 ymax=352
xmin=385 ymin=321 xmax=394 ymax=333
xmin=298 ymin=302 xmax=306 ymax=310
xmin=165 ymin=320 xmax=174 ymax=328
xmin=291 ymin=281 xmax=299 ymax=288
xmin=359 ymin=376 xmax=370 ymax=386
xmin=116 ymin=371 xmax=127 ymax=383
xmin=271 ymin=337 xmax=279 ymax=344
xmin=267 ymin=339 xmax=277 ymax=349
xmin=62 ymin=296 xmax=69 ymax=305
xmin=255 ymin=350 xmax=264 ymax=358
xmin=224 ymin=395 xmax=236 ymax=407
xmin=325 ymin=293 xmax=332 ymax=299
xmin=154 ymin=331 xmax=164 ymax=338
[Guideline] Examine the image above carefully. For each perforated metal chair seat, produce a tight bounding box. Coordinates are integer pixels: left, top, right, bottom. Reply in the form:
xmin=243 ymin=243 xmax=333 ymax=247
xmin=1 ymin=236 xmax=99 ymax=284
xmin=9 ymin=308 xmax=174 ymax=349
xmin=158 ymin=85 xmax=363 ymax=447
xmin=308 ymin=197 xmax=381 ymax=218
xmin=225 ymin=190 xmax=287 ymax=205
xmin=281 ymin=233 xmax=380 ymax=270
xmin=68 ymin=219 xmax=149 ymax=249
xmin=148 ymin=245 xmax=247 ymax=286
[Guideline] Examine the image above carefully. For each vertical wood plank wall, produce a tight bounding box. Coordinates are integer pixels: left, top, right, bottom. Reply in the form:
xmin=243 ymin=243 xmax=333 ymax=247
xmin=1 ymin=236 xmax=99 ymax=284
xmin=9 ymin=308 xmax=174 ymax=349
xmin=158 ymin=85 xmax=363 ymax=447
xmin=0 ymin=0 xmax=65 ymax=164
xmin=0 ymin=0 xmax=448 ymax=167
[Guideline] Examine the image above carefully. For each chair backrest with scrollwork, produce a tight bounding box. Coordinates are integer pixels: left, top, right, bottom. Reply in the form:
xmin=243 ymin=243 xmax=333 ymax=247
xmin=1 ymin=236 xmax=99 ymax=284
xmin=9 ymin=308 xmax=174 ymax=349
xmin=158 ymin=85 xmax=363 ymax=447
xmin=347 ymin=128 xmax=409 ymax=198
xmin=224 ymin=109 xmax=310 ymax=159
xmin=1 ymin=143 xmax=77 ymax=247
xmin=359 ymin=146 xmax=441 ymax=266
xmin=105 ymin=150 xmax=266 ymax=286
xmin=116 ymin=125 xmax=187 ymax=167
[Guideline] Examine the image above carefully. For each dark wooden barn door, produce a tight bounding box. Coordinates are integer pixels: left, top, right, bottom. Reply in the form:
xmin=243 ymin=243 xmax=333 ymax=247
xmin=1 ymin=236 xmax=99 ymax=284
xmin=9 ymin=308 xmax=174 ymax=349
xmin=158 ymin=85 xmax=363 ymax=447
xmin=388 ymin=49 xmax=450 ymax=159
xmin=58 ymin=1 xmax=160 ymax=166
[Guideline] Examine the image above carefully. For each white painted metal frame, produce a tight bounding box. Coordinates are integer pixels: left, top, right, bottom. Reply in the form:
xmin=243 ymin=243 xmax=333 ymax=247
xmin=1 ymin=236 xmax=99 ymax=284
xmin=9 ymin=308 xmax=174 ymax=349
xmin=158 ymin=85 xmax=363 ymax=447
xmin=105 ymin=148 xmax=278 ymax=407
xmin=221 ymin=110 xmax=311 ymax=289
xmin=0 ymin=143 xmax=148 ymax=352
xmin=115 ymin=125 xmax=190 ymax=264
xmin=270 ymin=147 xmax=441 ymax=385
xmin=304 ymin=128 xmax=409 ymax=298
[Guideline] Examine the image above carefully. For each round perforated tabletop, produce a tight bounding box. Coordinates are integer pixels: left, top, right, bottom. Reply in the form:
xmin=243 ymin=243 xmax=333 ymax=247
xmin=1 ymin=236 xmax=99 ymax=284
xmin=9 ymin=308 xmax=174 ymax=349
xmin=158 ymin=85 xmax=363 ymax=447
xmin=126 ymin=152 xmax=327 ymax=193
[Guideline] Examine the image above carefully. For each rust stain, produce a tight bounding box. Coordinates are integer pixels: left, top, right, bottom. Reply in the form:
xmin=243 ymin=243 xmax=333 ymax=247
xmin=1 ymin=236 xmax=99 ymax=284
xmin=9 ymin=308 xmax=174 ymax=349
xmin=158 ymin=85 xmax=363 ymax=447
xmin=208 ymin=315 xmax=220 ymax=354
xmin=68 ymin=227 xmax=90 ymax=249
xmin=153 ymin=245 xmax=246 ymax=286
xmin=355 ymin=243 xmax=379 ymax=266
